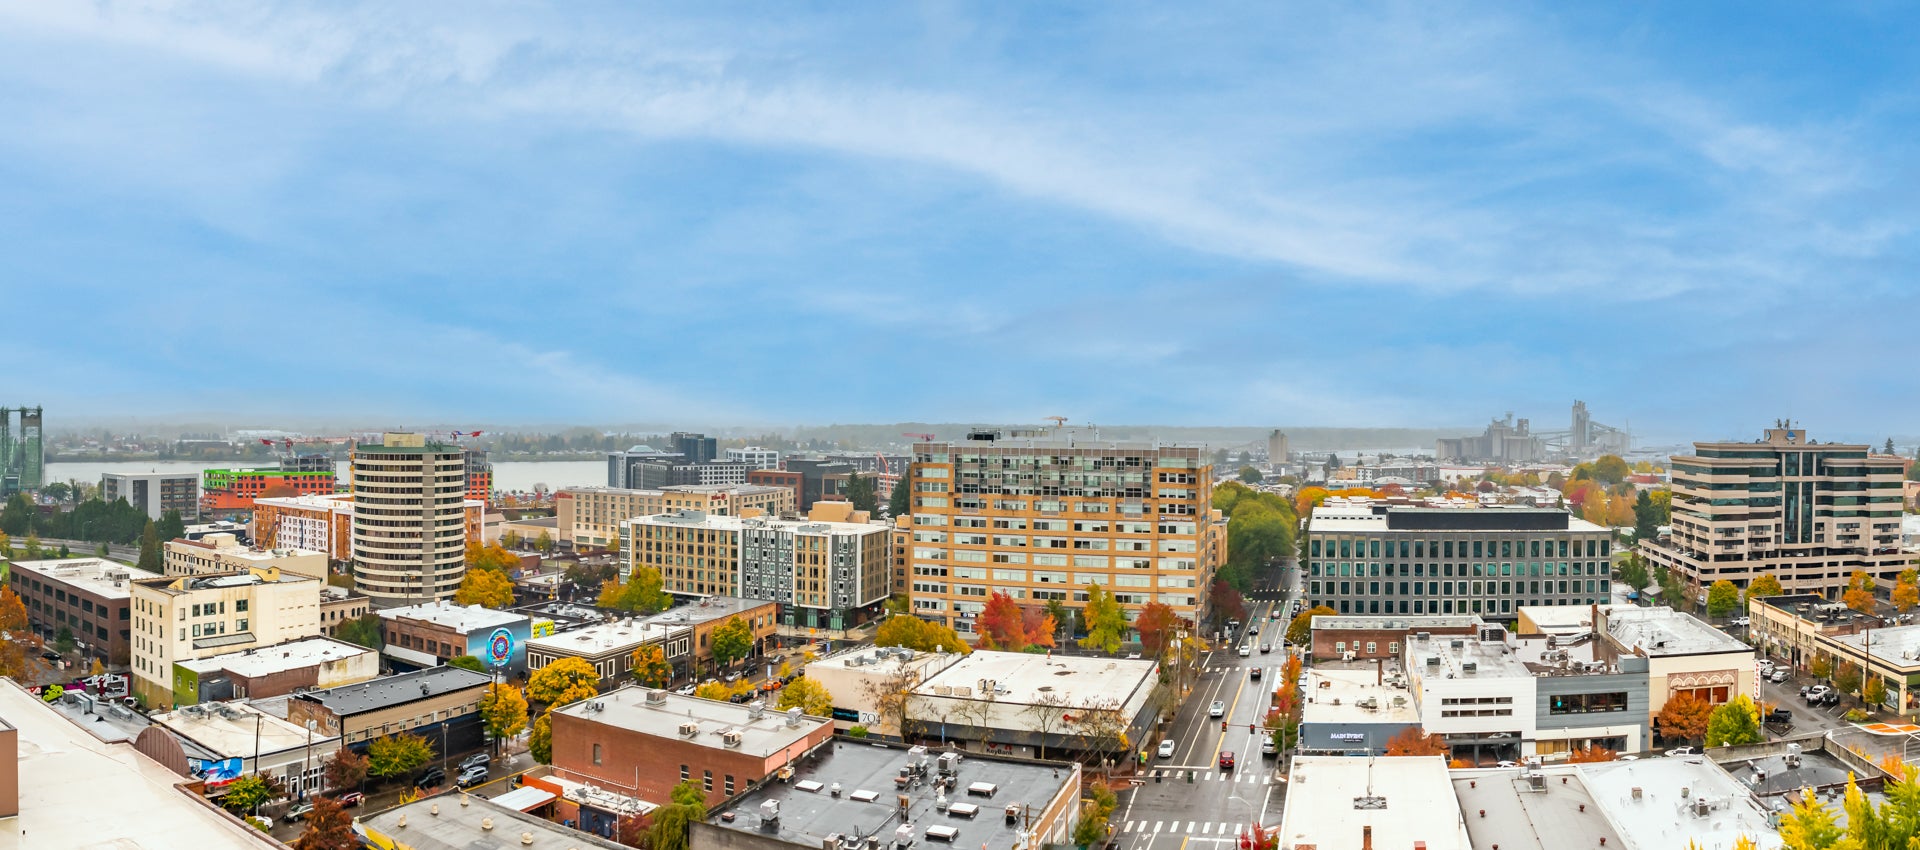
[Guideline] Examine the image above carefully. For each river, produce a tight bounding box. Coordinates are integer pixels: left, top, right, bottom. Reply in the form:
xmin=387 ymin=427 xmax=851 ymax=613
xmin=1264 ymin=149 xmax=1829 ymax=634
xmin=44 ymin=459 xmax=607 ymax=494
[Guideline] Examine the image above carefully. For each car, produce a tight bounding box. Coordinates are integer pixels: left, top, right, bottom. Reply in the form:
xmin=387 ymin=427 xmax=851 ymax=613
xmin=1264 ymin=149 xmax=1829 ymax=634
xmin=1766 ymin=708 xmax=1793 ymax=724
xmin=1619 ymin=755 xmax=1640 ymax=761
xmin=39 ymin=650 xmax=61 ymax=662
xmin=1770 ymin=669 xmax=1789 ymax=684
xmin=1666 ymin=747 xmax=1698 ymax=757
xmin=1806 ymin=685 xmax=1831 ymax=703
xmin=1820 ymin=690 xmax=1842 ymax=706
xmin=418 ymin=767 xmax=446 ymax=787
xmin=460 ymin=753 xmax=491 ymax=772
xmin=1209 ymin=700 xmax=1226 ymax=718
xmin=283 ymin=802 xmax=315 ymax=823
xmin=723 ymin=672 xmax=743 ymax=683
xmin=1260 ymin=644 xmax=1272 ymax=654
xmin=1238 ymin=645 xmax=1252 ymax=658
xmin=457 ymin=766 xmax=490 ymax=788
xmin=674 ymin=685 xmax=696 ymax=695
xmin=1219 ymin=751 xmax=1236 ymax=770
xmin=1261 ymin=737 xmax=1277 ymax=756
xmin=1250 ymin=667 xmax=1262 ymax=680
xmin=1496 ymin=760 xmax=1518 ymax=768
xmin=1158 ymin=739 xmax=1177 ymax=759
xmin=334 ymin=791 xmax=365 ymax=808
xmin=1733 ymin=617 xmax=1751 ymax=626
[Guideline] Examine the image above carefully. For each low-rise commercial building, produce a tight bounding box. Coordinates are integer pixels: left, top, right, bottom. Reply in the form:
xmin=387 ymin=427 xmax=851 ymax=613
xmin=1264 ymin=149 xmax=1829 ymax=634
xmin=904 ymin=650 xmax=1161 ymax=762
xmin=1454 ymin=755 xmax=1790 ymax=850
xmin=1278 ymin=756 xmax=1471 ymax=850
xmin=1297 ymin=665 xmax=1422 ymax=756
xmin=1305 ymin=499 xmax=1613 ymax=620
xmin=170 ymin=636 xmax=378 ymax=706
xmin=102 ymin=470 xmax=200 ymax=520
xmin=1748 ymin=593 xmax=1871 ymax=671
xmin=129 ymin=566 xmax=326 ymax=708
xmin=163 ymin=532 xmax=328 ymax=581
xmin=319 ymin=584 xmax=371 ymax=636
xmin=359 ymin=793 xmax=629 ymax=850
xmin=287 ymin=664 xmax=492 ymax=750
xmin=557 ymin=483 xmax=795 ymax=549
xmin=6 ymin=557 xmax=143 ymax=664
xmin=641 ymin=596 xmax=780 ymax=678
xmin=1817 ymin=625 xmax=1920 ymax=715
xmin=626 ymin=510 xmax=892 ymax=630
xmin=1308 ymin=614 xmax=1479 ymax=662
xmin=1599 ymin=605 xmax=1757 ymax=721
xmin=525 ymin=617 xmax=691 ymax=686
xmin=152 ymin=699 xmax=341 ymax=800
xmin=376 ymin=600 xmax=531 ymax=676
xmin=693 ymin=740 xmax=1084 ymax=850
xmin=804 ymin=645 xmax=965 ymax=738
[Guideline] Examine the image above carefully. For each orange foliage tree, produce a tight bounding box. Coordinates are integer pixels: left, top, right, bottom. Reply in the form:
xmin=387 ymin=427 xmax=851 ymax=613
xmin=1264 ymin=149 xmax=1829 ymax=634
xmin=1566 ymin=746 xmax=1619 ymax=763
xmin=1383 ymin=728 xmax=1450 ymax=757
xmin=1657 ymin=692 xmax=1713 ymax=744
xmin=1135 ymin=602 xmax=1180 ymax=656
xmin=977 ymin=592 xmax=1032 ymax=652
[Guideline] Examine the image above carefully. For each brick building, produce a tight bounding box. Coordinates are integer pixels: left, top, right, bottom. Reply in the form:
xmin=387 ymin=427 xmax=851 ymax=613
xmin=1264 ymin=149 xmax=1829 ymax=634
xmin=376 ymin=600 xmax=531 ymax=677
xmin=6 ymin=557 xmax=144 ymax=664
xmin=1307 ymin=614 xmax=1481 ymax=663
xmin=171 ymin=636 xmax=379 ymax=706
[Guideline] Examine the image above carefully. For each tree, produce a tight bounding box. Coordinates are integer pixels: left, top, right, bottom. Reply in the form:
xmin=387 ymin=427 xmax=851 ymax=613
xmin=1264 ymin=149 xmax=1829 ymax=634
xmin=845 ymin=471 xmax=877 ymax=515
xmin=448 ymin=654 xmax=487 ymax=673
xmin=1566 ymin=745 xmax=1618 ymax=763
xmin=0 ymin=588 xmax=30 ymax=678
xmin=872 ymin=615 xmax=970 ymax=654
xmin=1592 ymin=455 xmax=1630 ymax=485
xmin=323 ymin=747 xmax=367 ymax=792
xmin=464 ymin=541 xmax=521 ymax=573
xmin=1657 ymin=692 xmax=1712 ymax=744
xmin=1286 ymin=605 xmax=1336 ymax=645
xmin=775 ymin=677 xmax=833 ymax=716
xmin=1778 ymin=782 xmax=1850 ymax=850
xmin=292 ymin=796 xmax=359 ymax=850
xmin=530 ymin=710 xmax=553 ymax=764
xmin=1865 ymin=676 xmax=1889 ymax=708
xmin=1810 ymin=655 xmax=1833 ymax=680
xmin=54 ymin=625 xmax=74 ymax=654
xmin=501 ymin=530 xmax=521 ymax=550
xmin=1209 ymin=581 xmax=1248 ymax=629
xmin=365 ymin=732 xmax=435 ymax=781
xmin=479 ymin=683 xmax=530 ymax=746
xmin=1079 ymin=583 xmax=1127 ymax=654
xmin=453 ymin=567 xmax=515 ymax=608
xmin=596 ymin=566 xmax=671 ymax=613
xmin=336 ymin=614 xmax=384 ymax=650
xmin=527 ymin=657 xmax=601 ymax=707
xmin=1044 ymin=597 xmax=1075 ymax=640
xmin=1836 ymin=661 xmax=1863 ymax=696
xmin=1705 ymin=694 xmax=1762 ymax=747
xmin=978 ymin=592 xmax=1036 ymax=652
xmin=648 ymin=780 xmax=709 ymax=850
xmin=1632 ymin=490 xmax=1661 ymax=541
xmin=1657 ymin=566 xmax=1687 ymax=608
xmin=1845 ymin=570 xmax=1878 ymax=614
xmin=536 ymin=531 xmax=554 ymax=554
xmin=1896 ymin=569 xmax=1920 ymax=614
xmin=1617 ymin=552 xmax=1651 ymax=596
xmin=1707 ymin=580 xmax=1741 ymax=619
xmin=887 ymin=470 xmax=913 ymax=518
xmin=1745 ymin=573 xmax=1785 ymax=607
xmin=631 ymin=644 xmax=672 ymax=687
xmin=220 ymin=774 xmax=280 ymax=814
xmin=711 ymin=616 xmax=753 ymax=668
xmin=1238 ymin=466 xmax=1263 ymax=484
xmin=136 ymin=519 xmax=161 ymax=573
xmin=1383 ymin=728 xmax=1449 ymax=757
xmin=156 ymin=509 xmax=187 ymax=544
xmin=1135 ymin=601 xmax=1180 ymax=657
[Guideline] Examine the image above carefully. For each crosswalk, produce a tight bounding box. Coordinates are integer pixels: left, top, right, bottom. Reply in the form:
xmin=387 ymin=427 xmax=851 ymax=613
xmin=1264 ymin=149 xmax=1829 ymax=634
xmin=1142 ymin=769 xmax=1275 ymax=784
xmin=1120 ymin=820 xmax=1261 ymax=836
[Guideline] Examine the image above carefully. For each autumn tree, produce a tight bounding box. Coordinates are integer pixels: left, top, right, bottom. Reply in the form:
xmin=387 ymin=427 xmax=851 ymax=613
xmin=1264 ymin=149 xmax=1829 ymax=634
xmin=1744 ymin=573 xmax=1785 ymax=607
xmin=1836 ymin=661 xmax=1863 ymax=695
xmin=775 ymin=677 xmax=833 ymax=717
xmin=596 ymin=566 xmax=671 ymax=613
xmin=873 ymin=615 xmax=969 ymax=655
xmin=1809 ymin=655 xmax=1833 ymax=680
xmin=1209 ymin=581 xmax=1248 ymax=629
xmin=631 ymin=644 xmax=672 ymax=688
xmin=527 ymin=657 xmax=601 ymax=707
xmin=530 ymin=710 xmax=553 ymax=764
xmin=1705 ymin=694 xmax=1762 ymax=747
xmin=1656 ymin=692 xmax=1712 ymax=745
xmin=464 ymin=541 xmax=521 ymax=573
xmin=323 ymin=747 xmax=367 ymax=792
xmin=1135 ymin=601 xmax=1180 ymax=657
xmin=292 ymin=795 xmax=358 ymax=850
xmin=1382 ymin=728 xmax=1449 ymax=757
xmin=453 ymin=567 xmax=515 ymax=608
xmin=711 ymin=616 xmax=754 ymax=667
xmin=0 ymin=588 xmax=31 ymax=678
xmin=479 ymin=683 xmax=530 ymax=749
xmin=365 ymin=732 xmax=435 ymax=782
xmin=1778 ymin=785 xmax=1848 ymax=849
xmin=1706 ymin=580 xmax=1741 ymax=619
xmin=1022 ymin=606 xmax=1058 ymax=649
xmin=1566 ymin=745 xmax=1618 ymax=763
xmin=1078 ymin=583 xmax=1128 ymax=654
xmin=1895 ymin=569 xmax=1920 ymax=613
xmin=978 ymin=592 xmax=1034 ymax=652
xmin=1287 ymin=605 xmax=1336 ymax=645
xmin=1845 ymin=570 xmax=1878 ymax=614
xmin=220 ymin=774 xmax=281 ymax=814
xmin=1865 ymin=675 xmax=1889 ymax=707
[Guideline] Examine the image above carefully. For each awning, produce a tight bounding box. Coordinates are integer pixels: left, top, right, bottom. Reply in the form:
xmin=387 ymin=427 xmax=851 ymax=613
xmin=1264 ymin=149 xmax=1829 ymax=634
xmin=488 ymin=786 xmax=556 ymax=812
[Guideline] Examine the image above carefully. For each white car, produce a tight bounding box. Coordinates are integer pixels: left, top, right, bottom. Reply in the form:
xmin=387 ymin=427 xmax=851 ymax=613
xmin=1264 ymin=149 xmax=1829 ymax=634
xmin=1209 ymin=700 xmax=1226 ymax=718
xmin=1158 ymin=739 xmax=1177 ymax=759
xmin=1666 ymin=747 xmax=1699 ymax=757
xmin=1238 ymin=645 xmax=1252 ymax=658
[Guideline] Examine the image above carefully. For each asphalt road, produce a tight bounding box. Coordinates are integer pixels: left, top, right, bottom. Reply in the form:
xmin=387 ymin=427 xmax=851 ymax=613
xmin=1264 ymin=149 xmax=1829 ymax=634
xmin=1111 ymin=564 xmax=1303 ymax=850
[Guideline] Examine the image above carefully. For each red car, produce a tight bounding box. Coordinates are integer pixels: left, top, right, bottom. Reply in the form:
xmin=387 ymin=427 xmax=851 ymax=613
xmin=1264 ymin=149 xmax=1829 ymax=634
xmin=334 ymin=792 xmax=365 ymax=807
xmin=1219 ymin=751 xmax=1236 ymax=770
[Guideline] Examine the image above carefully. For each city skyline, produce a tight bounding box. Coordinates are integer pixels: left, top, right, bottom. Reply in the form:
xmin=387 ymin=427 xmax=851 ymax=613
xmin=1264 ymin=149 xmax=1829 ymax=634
xmin=4 ymin=4 xmax=1918 ymax=435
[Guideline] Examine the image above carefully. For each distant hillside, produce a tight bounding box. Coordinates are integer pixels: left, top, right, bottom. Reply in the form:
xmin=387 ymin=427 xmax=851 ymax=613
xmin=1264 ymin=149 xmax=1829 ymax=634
xmin=784 ymin=423 xmax=1477 ymax=452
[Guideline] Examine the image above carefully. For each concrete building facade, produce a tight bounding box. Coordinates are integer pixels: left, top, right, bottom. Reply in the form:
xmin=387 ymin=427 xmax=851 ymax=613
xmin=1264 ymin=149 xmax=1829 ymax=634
xmin=376 ymin=600 xmax=531 ymax=676
xmin=286 ymin=664 xmax=492 ymax=750
xmin=625 ymin=510 xmax=892 ymax=630
xmin=350 ymin=433 xmax=470 ymax=604
xmin=170 ymin=636 xmax=378 ymax=706
xmin=906 ymin=434 xmax=1226 ymax=635
xmin=163 ymin=532 xmax=328 ymax=581
xmin=5 ymin=557 xmax=141 ymax=664
xmin=557 ymin=484 xmax=796 ymax=549
xmin=101 ymin=471 xmax=200 ymax=520
xmin=128 ymin=566 xmax=325 ymax=708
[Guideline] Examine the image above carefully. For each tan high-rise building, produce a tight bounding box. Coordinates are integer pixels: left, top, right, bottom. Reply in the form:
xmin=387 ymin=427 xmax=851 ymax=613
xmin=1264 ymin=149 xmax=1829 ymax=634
xmin=556 ymin=484 xmax=796 ymax=548
xmin=623 ymin=504 xmax=892 ymax=630
xmin=904 ymin=433 xmax=1226 ymax=637
xmin=350 ymin=433 xmax=468 ymax=605
xmin=1640 ymin=426 xmax=1914 ymax=597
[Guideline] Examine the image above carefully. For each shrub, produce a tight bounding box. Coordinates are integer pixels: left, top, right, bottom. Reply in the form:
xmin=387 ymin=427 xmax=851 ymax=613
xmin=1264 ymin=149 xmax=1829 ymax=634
xmin=848 ymin=725 xmax=870 ymax=738
xmin=1846 ymin=709 xmax=1871 ymax=723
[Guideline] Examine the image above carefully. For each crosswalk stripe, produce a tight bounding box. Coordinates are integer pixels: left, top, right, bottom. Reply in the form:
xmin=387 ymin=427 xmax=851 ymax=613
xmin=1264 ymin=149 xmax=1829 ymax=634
xmin=1154 ymin=821 xmax=1163 ymax=832
xmin=1188 ymin=822 xmax=1198 ymax=833
xmin=1202 ymin=823 xmax=1212 ymax=835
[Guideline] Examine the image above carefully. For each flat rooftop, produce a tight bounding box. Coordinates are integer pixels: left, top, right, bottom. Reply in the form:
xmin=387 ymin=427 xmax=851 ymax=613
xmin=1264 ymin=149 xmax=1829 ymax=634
xmin=643 ymin=595 xmax=779 ymax=628
xmin=1410 ymin=633 xmax=1532 ymax=679
xmin=135 ymin=568 xmax=314 ymax=595
xmin=1574 ymin=757 xmax=1783 ymax=849
xmin=293 ymin=665 xmax=491 ymax=717
xmin=629 ymin=510 xmax=886 ymax=536
xmin=10 ymin=557 xmax=150 ymax=599
xmin=1300 ymin=667 xmax=1420 ymax=725
xmin=710 ymin=741 xmax=1079 ymax=850
xmin=913 ymin=651 xmax=1159 ymax=707
xmin=155 ymin=700 xmax=340 ymax=758
xmin=1516 ymin=603 xmax=1637 ymax=634
xmin=0 ymin=683 xmax=275 ymax=850
xmin=253 ymin=492 xmax=353 ymax=511
xmin=359 ymin=794 xmax=628 ymax=850
xmin=1308 ymin=501 xmax=1603 ymax=534
xmin=1279 ymin=756 xmax=1471 ymax=850
xmin=1723 ymin=747 xmax=1857 ymax=797
xmin=178 ymin=636 xmax=373 ymax=678
xmin=555 ymin=686 xmax=830 ymax=759
xmin=1605 ymin=607 xmax=1751 ymax=656
xmin=1829 ymin=625 xmax=1920 ymax=667
xmin=1451 ymin=765 xmax=1622 ymax=850
xmin=1311 ymin=614 xmax=1478 ymax=632
xmin=526 ymin=617 xmax=680 ymax=656
xmin=379 ymin=599 xmax=528 ymax=633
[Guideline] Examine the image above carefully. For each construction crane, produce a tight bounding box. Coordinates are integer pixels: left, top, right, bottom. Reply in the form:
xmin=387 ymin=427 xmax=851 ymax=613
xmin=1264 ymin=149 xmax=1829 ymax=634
xmin=1043 ymin=416 xmax=1068 ymax=433
xmin=901 ymin=432 xmax=936 ymax=442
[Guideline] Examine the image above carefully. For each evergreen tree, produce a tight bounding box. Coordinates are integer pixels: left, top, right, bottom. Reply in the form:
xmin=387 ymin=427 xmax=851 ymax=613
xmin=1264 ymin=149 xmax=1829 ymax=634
xmin=887 ymin=470 xmax=912 ymax=519
xmin=136 ymin=520 xmax=162 ymax=573
xmin=155 ymin=509 xmax=186 ymax=543
xmin=845 ymin=471 xmax=877 ymax=514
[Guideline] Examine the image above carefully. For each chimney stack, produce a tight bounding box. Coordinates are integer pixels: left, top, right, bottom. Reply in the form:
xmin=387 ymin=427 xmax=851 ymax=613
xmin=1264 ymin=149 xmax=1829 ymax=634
xmin=1362 ymin=825 xmax=1373 ymax=850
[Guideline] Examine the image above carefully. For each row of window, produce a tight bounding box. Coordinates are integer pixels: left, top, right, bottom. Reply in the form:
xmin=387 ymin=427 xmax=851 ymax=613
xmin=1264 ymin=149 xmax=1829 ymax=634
xmin=1313 ymin=579 xmax=1608 ymax=596
xmin=1314 ymin=537 xmax=1603 ymax=560
xmin=1312 ymin=562 xmax=1602 ymax=578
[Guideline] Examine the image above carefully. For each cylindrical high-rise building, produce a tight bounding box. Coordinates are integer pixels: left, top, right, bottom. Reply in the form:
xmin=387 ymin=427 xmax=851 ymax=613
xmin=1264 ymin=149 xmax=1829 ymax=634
xmin=351 ymin=433 xmax=468 ymax=605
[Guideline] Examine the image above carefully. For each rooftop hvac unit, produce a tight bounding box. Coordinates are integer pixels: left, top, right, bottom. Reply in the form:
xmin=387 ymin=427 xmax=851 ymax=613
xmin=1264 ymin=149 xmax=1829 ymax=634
xmin=1449 ymin=639 xmax=1465 ymax=649
xmin=1425 ymin=656 xmax=1441 ymax=667
xmin=824 ymin=835 xmax=843 ymax=850
xmin=750 ymin=702 xmax=766 ymax=719
xmin=787 ymin=707 xmax=804 ymax=726
xmin=1461 ymin=661 xmax=1477 ymax=674
xmin=1694 ymin=799 xmax=1711 ymax=818
xmin=895 ymin=824 xmax=916 ymax=847
xmin=646 ymin=689 xmax=667 ymax=704
xmin=679 ymin=722 xmax=699 ymax=738
xmin=723 ymin=730 xmax=744 ymax=748
xmin=1414 ymin=632 xmax=1430 ymax=642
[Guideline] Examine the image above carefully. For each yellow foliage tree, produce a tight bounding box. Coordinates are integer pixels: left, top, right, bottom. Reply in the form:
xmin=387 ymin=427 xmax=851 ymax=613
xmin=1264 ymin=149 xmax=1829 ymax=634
xmin=1844 ymin=571 xmax=1878 ymax=614
xmin=526 ymin=657 xmax=601 ymax=707
xmin=453 ymin=567 xmax=515 ymax=608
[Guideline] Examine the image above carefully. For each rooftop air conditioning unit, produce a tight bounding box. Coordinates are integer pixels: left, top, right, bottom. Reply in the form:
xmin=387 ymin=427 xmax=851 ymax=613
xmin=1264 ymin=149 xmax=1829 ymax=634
xmin=1461 ymin=662 xmax=1477 ymax=673
xmin=787 ymin=707 xmax=804 ymax=726
xmin=723 ymin=730 xmax=744 ymax=748
xmin=647 ymin=689 xmax=667 ymax=704
xmin=679 ymin=722 xmax=699 ymax=738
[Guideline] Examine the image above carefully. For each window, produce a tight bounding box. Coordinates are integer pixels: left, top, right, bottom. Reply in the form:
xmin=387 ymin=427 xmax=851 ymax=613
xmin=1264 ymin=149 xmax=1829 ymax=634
xmin=681 ymin=764 xmax=690 ymax=781
xmin=704 ymin=770 xmax=714 ymax=792
xmin=725 ymin=774 xmax=736 ymax=795
xmin=1549 ymin=692 xmax=1628 ymax=715
xmin=593 ymin=743 xmax=603 ymax=765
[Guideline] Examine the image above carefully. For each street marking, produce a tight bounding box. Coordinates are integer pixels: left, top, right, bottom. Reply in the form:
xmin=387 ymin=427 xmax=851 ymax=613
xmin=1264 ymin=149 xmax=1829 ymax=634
xmin=1187 ymin=822 xmax=1198 ymax=833
xmin=1201 ymin=824 xmax=1211 ymax=835
xmin=1154 ymin=822 xmax=1163 ymax=832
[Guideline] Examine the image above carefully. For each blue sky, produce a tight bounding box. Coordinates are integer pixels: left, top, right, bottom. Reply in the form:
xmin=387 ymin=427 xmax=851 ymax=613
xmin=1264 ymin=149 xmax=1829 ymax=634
xmin=3 ymin=2 xmax=1916 ymax=442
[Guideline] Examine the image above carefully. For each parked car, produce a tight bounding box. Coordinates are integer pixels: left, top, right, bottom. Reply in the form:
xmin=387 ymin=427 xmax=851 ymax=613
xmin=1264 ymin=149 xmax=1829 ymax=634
xmin=459 ymin=753 xmax=491 ymax=772
xmin=418 ymin=767 xmax=446 ymax=787
xmin=1769 ymin=669 xmax=1789 ymax=684
xmin=1819 ymin=690 xmax=1842 ymax=706
xmin=1261 ymin=737 xmax=1277 ymax=756
xmin=1209 ymin=700 xmax=1226 ymax=718
xmin=457 ymin=766 xmax=490 ymax=788
xmin=334 ymin=792 xmax=365 ymax=808
xmin=1666 ymin=747 xmax=1698 ymax=757
xmin=1219 ymin=751 xmax=1236 ymax=770
xmin=1158 ymin=739 xmax=1178 ymax=759
xmin=1732 ymin=617 xmax=1751 ymax=626
xmin=1766 ymin=708 xmax=1793 ymax=724
xmin=283 ymin=802 xmax=315 ymax=823
xmin=1806 ymin=685 xmax=1831 ymax=703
